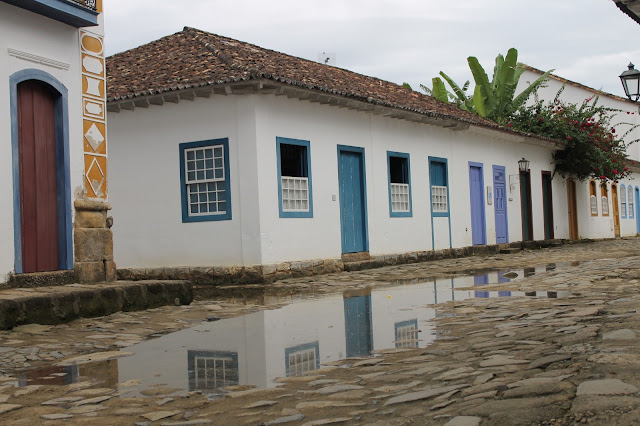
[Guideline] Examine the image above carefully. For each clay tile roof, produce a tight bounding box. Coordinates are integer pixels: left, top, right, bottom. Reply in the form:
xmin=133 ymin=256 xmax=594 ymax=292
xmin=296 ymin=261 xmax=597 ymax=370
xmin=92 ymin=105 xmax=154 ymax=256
xmin=105 ymin=27 xmax=507 ymax=130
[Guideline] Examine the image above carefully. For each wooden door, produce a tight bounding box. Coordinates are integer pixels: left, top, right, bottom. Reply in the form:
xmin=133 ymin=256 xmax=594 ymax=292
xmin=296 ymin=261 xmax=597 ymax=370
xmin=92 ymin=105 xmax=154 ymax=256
xmin=469 ymin=163 xmax=486 ymax=245
xmin=338 ymin=147 xmax=368 ymax=253
xmin=17 ymin=80 xmax=59 ymax=273
xmin=519 ymin=171 xmax=533 ymax=241
xmin=567 ymin=179 xmax=579 ymax=240
xmin=636 ymin=188 xmax=640 ymax=234
xmin=541 ymin=172 xmax=554 ymax=239
xmin=612 ymin=184 xmax=620 ymax=237
xmin=493 ymin=166 xmax=508 ymax=243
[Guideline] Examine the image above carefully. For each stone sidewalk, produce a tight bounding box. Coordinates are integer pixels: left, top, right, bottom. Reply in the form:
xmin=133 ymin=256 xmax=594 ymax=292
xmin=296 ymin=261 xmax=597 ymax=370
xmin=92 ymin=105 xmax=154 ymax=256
xmin=0 ymin=238 xmax=638 ymax=425
xmin=0 ymin=280 xmax=192 ymax=330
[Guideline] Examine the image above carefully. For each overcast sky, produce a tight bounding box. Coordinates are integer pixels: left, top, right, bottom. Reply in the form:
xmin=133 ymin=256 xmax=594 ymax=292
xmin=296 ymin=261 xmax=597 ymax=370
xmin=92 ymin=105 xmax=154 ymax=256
xmin=105 ymin=0 xmax=640 ymax=98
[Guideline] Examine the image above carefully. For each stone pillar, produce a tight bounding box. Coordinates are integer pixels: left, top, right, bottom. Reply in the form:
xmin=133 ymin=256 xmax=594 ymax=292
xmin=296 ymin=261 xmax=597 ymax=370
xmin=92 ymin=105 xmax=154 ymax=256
xmin=74 ymin=200 xmax=115 ymax=283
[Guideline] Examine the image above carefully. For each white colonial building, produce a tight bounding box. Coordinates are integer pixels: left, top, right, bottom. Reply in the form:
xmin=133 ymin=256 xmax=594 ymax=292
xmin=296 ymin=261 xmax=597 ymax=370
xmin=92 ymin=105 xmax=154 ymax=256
xmin=106 ymin=27 xmax=637 ymax=281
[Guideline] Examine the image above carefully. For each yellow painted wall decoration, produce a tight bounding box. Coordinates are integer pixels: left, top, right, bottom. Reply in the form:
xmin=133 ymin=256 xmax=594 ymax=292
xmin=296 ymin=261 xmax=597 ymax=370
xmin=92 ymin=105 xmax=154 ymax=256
xmin=80 ymin=30 xmax=107 ymax=199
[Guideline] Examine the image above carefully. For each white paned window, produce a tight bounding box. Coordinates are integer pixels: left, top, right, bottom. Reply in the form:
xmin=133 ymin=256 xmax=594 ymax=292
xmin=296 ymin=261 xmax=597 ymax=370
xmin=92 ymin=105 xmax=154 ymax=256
xmin=590 ymin=195 xmax=598 ymax=215
xmin=432 ymin=185 xmax=448 ymax=213
xmin=287 ymin=347 xmax=317 ymax=376
xmin=391 ymin=183 xmax=410 ymax=212
xmin=281 ymin=177 xmax=309 ymax=212
xmin=396 ymin=324 xmax=419 ymax=348
xmin=184 ymin=145 xmax=226 ymax=216
xmin=602 ymin=196 xmax=609 ymax=215
xmin=278 ymin=138 xmax=312 ymax=217
xmin=388 ymin=153 xmax=411 ymax=216
xmin=193 ymin=355 xmax=237 ymax=390
xmin=621 ymin=186 xmax=627 ymax=218
xmin=629 ymin=187 xmax=635 ymax=218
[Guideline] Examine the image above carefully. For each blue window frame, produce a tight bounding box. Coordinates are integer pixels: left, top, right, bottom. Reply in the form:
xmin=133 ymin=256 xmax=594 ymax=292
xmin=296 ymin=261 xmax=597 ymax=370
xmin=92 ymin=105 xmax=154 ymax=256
xmin=387 ymin=151 xmax=412 ymax=217
xmin=429 ymin=157 xmax=450 ymax=218
xmin=629 ymin=186 xmax=635 ymax=219
xmin=277 ymin=137 xmax=313 ymax=218
xmin=179 ymin=138 xmax=232 ymax=223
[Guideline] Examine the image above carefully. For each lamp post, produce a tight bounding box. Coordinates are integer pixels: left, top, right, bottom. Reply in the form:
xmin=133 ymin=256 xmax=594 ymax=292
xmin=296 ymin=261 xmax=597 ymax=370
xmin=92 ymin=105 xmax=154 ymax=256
xmin=518 ymin=157 xmax=530 ymax=173
xmin=620 ymin=63 xmax=640 ymax=102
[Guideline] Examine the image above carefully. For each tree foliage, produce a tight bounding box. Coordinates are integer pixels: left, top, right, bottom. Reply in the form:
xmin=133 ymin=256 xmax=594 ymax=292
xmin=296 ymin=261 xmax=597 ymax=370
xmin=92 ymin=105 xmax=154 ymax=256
xmin=423 ymin=48 xmax=552 ymax=123
xmin=509 ymin=88 xmax=638 ymax=181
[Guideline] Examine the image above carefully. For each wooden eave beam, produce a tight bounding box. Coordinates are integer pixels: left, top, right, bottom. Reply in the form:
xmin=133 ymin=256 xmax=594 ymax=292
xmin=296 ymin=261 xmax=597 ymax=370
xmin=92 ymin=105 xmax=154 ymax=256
xmin=133 ymin=98 xmax=149 ymax=108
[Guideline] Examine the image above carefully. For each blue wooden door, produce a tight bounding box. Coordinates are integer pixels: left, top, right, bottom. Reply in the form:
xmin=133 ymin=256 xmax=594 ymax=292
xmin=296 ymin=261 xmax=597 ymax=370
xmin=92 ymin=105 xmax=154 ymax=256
xmin=338 ymin=147 xmax=368 ymax=253
xmin=469 ymin=163 xmax=486 ymax=245
xmin=493 ymin=166 xmax=508 ymax=243
xmin=343 ymin=294 xmax=372 ymax=357
xmin=636 ymin=188 xmax=640 ymax=234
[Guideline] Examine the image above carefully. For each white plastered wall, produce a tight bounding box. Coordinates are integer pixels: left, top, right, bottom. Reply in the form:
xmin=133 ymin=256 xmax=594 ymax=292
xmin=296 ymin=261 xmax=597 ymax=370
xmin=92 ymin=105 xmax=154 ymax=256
xmin=253 ymin=94 xmax=567 ymax=265
xmin=449 ymin=128 xmax=569 ymax=245
xmin=107 ymin=95 xmax=263 ymax=268
xmin=0 ymin=3 xmax=86 ymax=280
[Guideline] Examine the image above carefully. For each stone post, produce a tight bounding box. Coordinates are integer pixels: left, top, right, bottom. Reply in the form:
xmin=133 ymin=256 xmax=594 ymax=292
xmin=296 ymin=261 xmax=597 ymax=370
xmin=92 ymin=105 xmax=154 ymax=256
xmin=74 ymin=200 xmax=115 ymax=283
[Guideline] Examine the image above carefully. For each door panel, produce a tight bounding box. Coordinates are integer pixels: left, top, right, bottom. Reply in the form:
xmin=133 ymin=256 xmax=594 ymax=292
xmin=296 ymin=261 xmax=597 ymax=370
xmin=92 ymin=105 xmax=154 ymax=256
xmin=542 ymin=172 xmax=554 ymax=239
xmin=338 ymin=148 xmax=367 ymax=253
xmin=469 ymin=164 xmax=486 ymax=245
xmin=17 ymin=80 xmax=59 ymax=273
xmin=493 ymin=166 xmax=508 ymax=243
xmin=612 ymin=184 xmax=620 ymax=237
xmin=519 ymin=171 xmax=533 ymax=241
xmin=636 ymin=188 xmax=640 ymax=234
xmin=343 ymin=294 xmax=372 ymax=357
xmin=567 ymin=179 xmax=579 ymax=240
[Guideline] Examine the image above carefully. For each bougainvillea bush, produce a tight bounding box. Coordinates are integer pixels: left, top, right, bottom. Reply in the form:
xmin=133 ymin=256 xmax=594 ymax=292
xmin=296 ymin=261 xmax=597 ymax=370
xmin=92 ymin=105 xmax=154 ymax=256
xmin=509 ymin=89 xmax=638 ymax=181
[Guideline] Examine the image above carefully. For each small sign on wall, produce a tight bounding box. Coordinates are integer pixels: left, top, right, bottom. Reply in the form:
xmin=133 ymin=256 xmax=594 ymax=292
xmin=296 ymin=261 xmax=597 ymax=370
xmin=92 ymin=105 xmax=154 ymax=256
xmin=487 ymin=186 xmax=493 ymax=205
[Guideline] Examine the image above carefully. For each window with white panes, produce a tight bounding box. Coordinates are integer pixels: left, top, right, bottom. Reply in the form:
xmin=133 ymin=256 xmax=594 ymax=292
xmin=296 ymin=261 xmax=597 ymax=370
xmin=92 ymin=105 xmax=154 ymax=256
xmin=187 ymin=350 xmax=239 ymax=393
xmin=285 ymin=342 xmax=319 ymax=377
xmin=179 ymin=139 xmax=231 ymax=223
xmin=429 ymin=158 xmax=449 ymax=215
xmin=387 ymin=152 xmax=412 ymax=216
xmin=589 ymin=180 xmax=598 ymax=216
xmin=629 ymin=186 xmax=635 ymax=219
xmin=621 ymin=184 xmax=627 ymax=218
xmin=432 ymin=186 xmax=448 ymax=213
xmin=395 ymin=319 xmax=419 ymax=348
xmin=277 ymin=138 xmax=313 ymax=218
xmin=601 ymin=183 xmax=609 ymax=216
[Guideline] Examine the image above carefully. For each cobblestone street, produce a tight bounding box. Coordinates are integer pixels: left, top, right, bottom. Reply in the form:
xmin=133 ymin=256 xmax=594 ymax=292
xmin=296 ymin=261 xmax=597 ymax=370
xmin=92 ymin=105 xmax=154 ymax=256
xmin=1 ymin=239 xmax=640 ymax=425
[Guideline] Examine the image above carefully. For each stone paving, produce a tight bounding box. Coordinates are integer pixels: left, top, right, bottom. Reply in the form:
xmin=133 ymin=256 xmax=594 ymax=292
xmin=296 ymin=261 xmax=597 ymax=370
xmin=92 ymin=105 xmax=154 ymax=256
xmin=0 ymin=239 xmax=639 ymax=424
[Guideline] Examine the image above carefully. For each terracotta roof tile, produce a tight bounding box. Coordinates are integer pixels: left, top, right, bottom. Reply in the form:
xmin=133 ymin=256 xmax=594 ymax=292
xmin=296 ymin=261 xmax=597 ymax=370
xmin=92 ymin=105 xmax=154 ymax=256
xmin=105 ymin=27 xmax=516 ymax=131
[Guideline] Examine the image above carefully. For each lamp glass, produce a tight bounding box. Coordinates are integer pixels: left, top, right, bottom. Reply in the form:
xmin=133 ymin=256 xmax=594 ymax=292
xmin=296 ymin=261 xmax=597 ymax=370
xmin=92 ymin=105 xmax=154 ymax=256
xmin=620 ymin=63 xmax=640 ymax=102
xmin=518 ymin=158 xmax=530 ymax=173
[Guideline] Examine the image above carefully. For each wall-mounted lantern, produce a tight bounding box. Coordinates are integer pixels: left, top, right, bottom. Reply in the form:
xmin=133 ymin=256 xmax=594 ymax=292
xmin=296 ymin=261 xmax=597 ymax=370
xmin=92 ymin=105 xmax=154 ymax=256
xmin=620 ymin=63 xmax=640 ymax=102
xmin=518 ymin=157 xmax=530 ymax=173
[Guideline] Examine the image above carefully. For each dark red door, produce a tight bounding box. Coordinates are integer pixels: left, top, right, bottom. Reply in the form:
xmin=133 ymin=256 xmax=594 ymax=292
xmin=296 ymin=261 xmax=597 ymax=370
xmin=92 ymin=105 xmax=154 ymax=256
xmin=17 ymin=80 xmax=59 ymax=273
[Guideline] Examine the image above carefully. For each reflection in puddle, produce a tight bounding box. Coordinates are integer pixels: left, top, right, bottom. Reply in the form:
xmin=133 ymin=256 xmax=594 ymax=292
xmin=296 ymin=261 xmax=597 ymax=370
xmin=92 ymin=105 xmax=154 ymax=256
xmin=18 ymin=266 xmax=575 ymax=397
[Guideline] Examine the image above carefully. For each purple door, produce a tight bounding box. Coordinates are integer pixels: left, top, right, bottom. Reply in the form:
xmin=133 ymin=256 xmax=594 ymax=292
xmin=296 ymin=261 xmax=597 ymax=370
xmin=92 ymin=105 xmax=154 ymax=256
xmin=493 ymin=165 xmax=508 ymax=243
xmin=469 ymin=162 xmax=486 ymax=245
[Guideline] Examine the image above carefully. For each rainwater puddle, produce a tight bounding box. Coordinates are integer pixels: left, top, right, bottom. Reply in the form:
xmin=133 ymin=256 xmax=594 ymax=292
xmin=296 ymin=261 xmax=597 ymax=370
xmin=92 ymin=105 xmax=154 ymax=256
xmin=19 ymin=264 xmax=574 ymax=397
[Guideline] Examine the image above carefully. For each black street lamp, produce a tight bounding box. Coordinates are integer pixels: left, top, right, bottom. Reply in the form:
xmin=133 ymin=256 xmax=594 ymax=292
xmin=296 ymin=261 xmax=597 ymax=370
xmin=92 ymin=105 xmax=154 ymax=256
xmin=518 ymin=157 xmax=530 ymax=173
xmin=620 ymin=63 xmax=640 ymax=102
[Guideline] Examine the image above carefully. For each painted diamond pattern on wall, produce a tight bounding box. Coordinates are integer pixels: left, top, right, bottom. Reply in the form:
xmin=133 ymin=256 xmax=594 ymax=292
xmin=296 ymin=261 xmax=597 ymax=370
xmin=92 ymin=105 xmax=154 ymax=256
xmin=84 ymin=123 xmax=105 ymax=151
xmin=86 ymin=157 xmax=105 ymax=197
